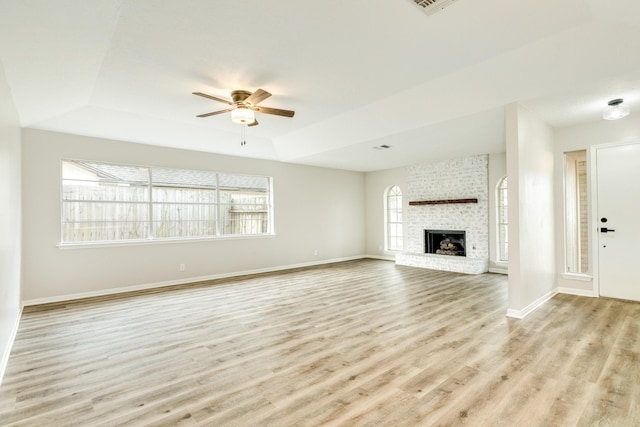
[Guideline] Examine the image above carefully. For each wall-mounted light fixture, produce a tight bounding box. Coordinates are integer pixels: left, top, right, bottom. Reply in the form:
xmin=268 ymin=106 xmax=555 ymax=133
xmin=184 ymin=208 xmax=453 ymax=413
xmin=603 ymin=98 xmax=630 ymax=121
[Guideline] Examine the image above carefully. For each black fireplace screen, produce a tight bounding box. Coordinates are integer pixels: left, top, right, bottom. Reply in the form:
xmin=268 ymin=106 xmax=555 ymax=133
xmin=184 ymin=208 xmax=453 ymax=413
xmin=425 ymin=230 xmax=466 ymax=257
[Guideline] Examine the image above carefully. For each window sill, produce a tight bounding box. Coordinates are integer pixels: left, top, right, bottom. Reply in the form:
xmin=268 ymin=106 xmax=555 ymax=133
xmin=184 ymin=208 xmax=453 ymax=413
xmin=58 ymin=233 xmax=276 ymax=249
xmin=561 ymin=272 xmax=592 ymax=282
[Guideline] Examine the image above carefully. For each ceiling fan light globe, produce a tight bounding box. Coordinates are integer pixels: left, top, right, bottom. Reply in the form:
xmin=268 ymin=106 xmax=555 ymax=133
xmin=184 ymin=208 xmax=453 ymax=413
xmin=231 ymin=107 xmax=255 ymax=124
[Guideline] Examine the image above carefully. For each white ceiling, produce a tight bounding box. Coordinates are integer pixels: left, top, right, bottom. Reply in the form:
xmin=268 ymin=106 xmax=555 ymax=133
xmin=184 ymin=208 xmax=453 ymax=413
xmin=1 ymin=0 xmax=639 ymax=171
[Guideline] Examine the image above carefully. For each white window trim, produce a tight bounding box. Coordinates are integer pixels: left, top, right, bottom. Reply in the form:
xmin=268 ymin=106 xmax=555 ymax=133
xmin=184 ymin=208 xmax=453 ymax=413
xmin=563 ymin=151 xmax=589 ymax=275
xmin=57 ymin=233 xmax=276 ymax=249
xmin=496 ymin=176 xmax=508 ymax=262
xmin=60 ymin=158 xmax=273 ymax=246
xmin=384 ymin=185 xmax=403 ymax=252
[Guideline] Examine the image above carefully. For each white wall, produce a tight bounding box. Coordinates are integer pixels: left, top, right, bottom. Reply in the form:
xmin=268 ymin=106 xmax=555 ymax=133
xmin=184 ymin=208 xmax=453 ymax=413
xmin=506 ymin=103 xmax=556 ymax=317
xmin=0 ymin=62 xmax=22 ymax=384
xmin=21 ymin=129 xmax=366 ymax=302
xmin=554 ymin=115 xmax=640 ymax=294
xmin=364 ymin=167 xmax=406 ymax=258
xmin=488 ymin=153 xmax=507 ymax=273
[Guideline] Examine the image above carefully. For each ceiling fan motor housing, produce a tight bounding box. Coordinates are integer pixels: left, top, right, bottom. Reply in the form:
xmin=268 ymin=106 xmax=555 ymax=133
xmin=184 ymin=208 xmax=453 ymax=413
xmin=231 ymin=90 xmax=252 ymax=104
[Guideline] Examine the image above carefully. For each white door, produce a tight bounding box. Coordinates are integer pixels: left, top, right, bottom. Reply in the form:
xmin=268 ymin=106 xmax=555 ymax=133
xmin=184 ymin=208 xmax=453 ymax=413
xmin=596 ymin=143 xmax=640 ymax=301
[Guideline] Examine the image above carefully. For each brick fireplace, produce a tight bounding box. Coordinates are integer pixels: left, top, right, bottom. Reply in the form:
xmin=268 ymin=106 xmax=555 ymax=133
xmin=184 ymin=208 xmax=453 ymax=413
xmin=396 ymin=155 xmax=489 ymax=274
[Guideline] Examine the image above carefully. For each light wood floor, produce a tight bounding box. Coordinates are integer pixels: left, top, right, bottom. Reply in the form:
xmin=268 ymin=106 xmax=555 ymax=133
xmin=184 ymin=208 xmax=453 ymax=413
xmin=1 ymin=259 xmax=639 ymax=426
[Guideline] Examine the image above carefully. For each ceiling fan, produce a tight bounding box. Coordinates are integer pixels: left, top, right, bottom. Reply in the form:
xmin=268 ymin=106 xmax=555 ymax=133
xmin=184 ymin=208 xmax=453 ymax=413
xmin=193 ymin=88 xmax=295 ymax=127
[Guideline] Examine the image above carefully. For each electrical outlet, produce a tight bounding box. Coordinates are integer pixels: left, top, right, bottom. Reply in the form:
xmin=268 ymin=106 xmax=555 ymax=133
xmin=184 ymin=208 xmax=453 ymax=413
xmin=314 ymin=249 xmax=318 ymax=256
xmin=179 ymin=263 xmax=186 ymax=271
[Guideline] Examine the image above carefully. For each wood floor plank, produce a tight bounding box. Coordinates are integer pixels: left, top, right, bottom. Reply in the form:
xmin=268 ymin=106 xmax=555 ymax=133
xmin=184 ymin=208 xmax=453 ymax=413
xmin=1 ymin=259 xmax=639 ymax=426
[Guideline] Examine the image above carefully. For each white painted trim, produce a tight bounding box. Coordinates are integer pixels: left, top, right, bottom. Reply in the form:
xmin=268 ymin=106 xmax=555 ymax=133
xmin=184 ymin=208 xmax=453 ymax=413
xmin=505 ymin=308 xmax=522 ymax=319
xmin=560 ymin=273 xmax=592 ymax=282
xmin=590 ymin=144 xmax=600 ymax=298
xmin=58 ymin=233 xmax=276 ymax=249
xmin=506 ymin=289 xmax=558 ymax=319
xmin=489 ymin=266 xmax=508 ymax=275
xmin=0 ymin=308 xmax=22 ymax=387
xmin=365 ymin=254 xmax=396 ymax=261
xmin=22 ymin=255 xmax=369 ymax=306
xmin=557 ymin=287 xmax=595 ymax=298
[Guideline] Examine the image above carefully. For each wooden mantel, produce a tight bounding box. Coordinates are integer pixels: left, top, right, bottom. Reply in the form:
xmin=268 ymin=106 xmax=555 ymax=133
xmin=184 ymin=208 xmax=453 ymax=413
xmin=409 ymin=198 xmax=478 ymax=206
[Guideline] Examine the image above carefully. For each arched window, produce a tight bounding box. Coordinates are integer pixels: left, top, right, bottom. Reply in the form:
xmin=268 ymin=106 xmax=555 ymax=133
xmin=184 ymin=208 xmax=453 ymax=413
xmin=385 ymin=185 xmax=403 ymax=251
xmin=497 ymin=176 xmax=508 ymax=261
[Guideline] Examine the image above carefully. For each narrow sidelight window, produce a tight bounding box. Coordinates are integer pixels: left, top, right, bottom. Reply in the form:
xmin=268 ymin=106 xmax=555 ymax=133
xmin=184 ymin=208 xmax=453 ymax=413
xmin=497 ymin=176 xmax=508 ymax=262
xmin=564 ymin=151 xmax=589 ymax=274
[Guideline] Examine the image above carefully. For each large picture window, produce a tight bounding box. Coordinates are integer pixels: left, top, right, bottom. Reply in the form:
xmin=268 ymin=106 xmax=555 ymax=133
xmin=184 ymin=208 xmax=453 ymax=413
xmin=61 ymin=159 xmax=272 ymax=244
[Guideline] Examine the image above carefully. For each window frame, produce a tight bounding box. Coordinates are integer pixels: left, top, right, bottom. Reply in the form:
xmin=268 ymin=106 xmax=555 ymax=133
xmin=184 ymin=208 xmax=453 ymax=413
xmin=563 ymin=150 xmax=589 ymax=275
xmin=496 ymin=176 xmax=508 ymax=262
xmin=384 ymin=185 xmax=403 ymax=252
xmin=60 ymin=158 xmax=274 ymax=246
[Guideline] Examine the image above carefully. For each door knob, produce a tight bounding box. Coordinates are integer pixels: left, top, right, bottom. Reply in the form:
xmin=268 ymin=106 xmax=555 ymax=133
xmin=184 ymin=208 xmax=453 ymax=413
xmin=600 ymin=227 xmax=615 ymax=233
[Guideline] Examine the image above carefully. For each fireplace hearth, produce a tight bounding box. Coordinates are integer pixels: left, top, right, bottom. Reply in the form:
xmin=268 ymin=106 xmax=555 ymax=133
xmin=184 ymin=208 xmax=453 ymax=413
xmin=425 ymin=230 xmax=466 ymax=257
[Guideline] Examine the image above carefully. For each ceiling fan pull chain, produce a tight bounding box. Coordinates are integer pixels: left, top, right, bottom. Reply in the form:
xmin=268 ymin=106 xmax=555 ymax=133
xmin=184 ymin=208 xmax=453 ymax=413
xmin=241 ymin=123 xmax=246 ymax=146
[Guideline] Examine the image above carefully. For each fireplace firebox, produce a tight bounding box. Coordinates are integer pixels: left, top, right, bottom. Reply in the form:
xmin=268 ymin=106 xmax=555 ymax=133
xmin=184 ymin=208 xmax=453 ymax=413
xmin=425 ymin=229 xmax=466 ymax=257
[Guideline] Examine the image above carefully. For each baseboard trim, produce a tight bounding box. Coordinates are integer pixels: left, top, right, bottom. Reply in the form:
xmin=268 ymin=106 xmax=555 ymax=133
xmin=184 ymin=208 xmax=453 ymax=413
xmin=506 ymin=289 xmax=558 ymax=319
xmin=488 ymin=267 xmax=508 ymax=275
xmin=22 ymin=255 xmax=370 ymax=306
xmin=364 ymin=254 xmax=395 ymax=261
xmin=557 ymin=287 xmax=595 ymax=298
xmin=0 ymin=307 xmax=22 ymax=387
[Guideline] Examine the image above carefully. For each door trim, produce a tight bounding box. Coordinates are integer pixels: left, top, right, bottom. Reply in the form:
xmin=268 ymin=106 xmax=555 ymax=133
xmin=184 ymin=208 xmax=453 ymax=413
xmin=590 ymin=140 xmax=640 ymax=299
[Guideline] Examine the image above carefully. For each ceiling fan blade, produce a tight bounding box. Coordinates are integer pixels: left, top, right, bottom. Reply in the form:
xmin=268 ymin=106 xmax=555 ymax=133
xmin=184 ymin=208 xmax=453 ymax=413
xmin=193 ymin=92 xmax=233 ymax=105
xmin=244 ymin=89 xmax=271 ymax=106
xmin=196 ymin=108 xmax=234 ymax=118
xmin=248 ymin=119 xmax=259 ymax=127
xmin=254 ymin=106 xmax=295 ymax=117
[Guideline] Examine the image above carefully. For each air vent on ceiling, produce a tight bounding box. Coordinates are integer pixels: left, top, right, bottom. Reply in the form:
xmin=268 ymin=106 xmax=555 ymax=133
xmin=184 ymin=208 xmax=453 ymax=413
xmin=411 ymin=0 xmax=459 ymax=15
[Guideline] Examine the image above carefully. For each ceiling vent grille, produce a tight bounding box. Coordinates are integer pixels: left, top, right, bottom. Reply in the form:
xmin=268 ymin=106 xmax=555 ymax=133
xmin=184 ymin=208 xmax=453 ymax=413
xmin=411 ymin=0 xmax=460 ymax=15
